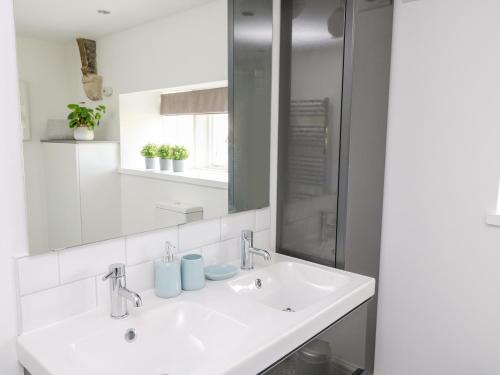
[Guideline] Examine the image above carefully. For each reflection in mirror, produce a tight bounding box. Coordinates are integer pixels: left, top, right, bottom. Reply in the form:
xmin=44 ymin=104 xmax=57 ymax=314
xmin=230 ymin=0 xmax=272 ymax=212
xmin=14 ymin=0 xmax=270 ymax=255
xmin=278 ymin=0 xmax=345 ymax=265
xmin=119 ymin=83 xmax=229 ymax=235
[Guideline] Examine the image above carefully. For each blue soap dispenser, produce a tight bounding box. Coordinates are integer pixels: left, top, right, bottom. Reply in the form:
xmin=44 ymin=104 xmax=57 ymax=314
xmin=154 ymin=241 xmax=181 ymax=298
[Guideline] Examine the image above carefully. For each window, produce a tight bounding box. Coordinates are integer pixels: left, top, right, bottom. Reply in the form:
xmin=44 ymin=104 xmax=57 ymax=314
xmin=206 ymin=114 xmax=228 ymax=169
xmin=161 ymin=114 xmax=228 ymax=171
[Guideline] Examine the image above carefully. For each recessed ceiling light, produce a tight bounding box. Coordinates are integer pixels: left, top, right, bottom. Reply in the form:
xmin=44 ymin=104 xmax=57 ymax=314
xmin=97 ymin=9 xmax=111 ymax=15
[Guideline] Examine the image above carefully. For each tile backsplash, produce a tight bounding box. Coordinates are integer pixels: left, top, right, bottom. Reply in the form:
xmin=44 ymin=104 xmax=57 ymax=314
xmin=16 ymin=207 xmax=271 ymax=333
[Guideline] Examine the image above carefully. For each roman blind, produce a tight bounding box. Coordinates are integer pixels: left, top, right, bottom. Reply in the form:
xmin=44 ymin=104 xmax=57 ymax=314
xmin=160 ymin=87 xmax=228 ymax=115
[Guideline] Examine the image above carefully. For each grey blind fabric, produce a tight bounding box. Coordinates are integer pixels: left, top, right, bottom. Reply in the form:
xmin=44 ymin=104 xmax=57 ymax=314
xmin=160 ymin=87 xmax=228 ymax=115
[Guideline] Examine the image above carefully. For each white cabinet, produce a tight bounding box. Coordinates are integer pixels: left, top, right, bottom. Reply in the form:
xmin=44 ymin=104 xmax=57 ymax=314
xmin=44 ymin=143 xmax=82 ymax=249
xmin=43 ymin=141 xmax=121 ymax=250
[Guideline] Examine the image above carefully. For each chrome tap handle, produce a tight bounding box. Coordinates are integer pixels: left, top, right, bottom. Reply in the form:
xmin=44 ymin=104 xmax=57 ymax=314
xmin=101 ymin=263 xmax=126 ymax=281
xmin=102 ymin=271 xmax=114 ymax=281
xmin=241 ymin=229 xmax=253 ymax=242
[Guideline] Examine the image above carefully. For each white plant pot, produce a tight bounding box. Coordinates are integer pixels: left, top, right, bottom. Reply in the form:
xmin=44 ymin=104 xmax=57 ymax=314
xmin=173 ymin=160 xmax=185 ymax=172
xmin=145 ymin=157 xmax=157 ymax=170
xmin=73 ymin=127 xmax=94 ymax=141
xmin=159 ymin=158 xmax=172 ymax=171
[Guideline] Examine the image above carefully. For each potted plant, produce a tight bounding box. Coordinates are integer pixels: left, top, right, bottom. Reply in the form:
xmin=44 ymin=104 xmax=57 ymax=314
xmin=157 ymin=144 xmax=172 ymax=171
xmin=171 ymin=145 xmax=189 ymax=172
xmin=141 ymin=143 xmax=158 ymax=169
xmin=67 ymin=103 xmax=106 ymax=141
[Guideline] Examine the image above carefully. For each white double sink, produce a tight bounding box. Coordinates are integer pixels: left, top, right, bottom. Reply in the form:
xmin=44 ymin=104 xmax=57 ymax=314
xmin=17 ymin=254 xmax=375 ymax=375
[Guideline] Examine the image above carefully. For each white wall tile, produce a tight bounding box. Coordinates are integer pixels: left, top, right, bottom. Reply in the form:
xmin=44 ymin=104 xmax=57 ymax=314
xmin=201 ymin=243 xmax=221 ymax=266
xmin=178 ymin=218 xmax=220 ymax=251
xmin=20 ymin=278 xmax=96 ymax=332
xmin=220 ymin=211 xmax=255 ymax=240
xmin=17 ymin=210 xmax=265 ymax=328
xmin=127 ymin=261 xmax=154 ymax=293
xmin=17 ymin=252 xmax=59 ymax=296
xmin=96 ymin=273 xmax=110 ymax=307
xmin=202 ymin=238 xmax=239 ymax=265
xmin=254 ymin=230 xmax=271 ymax=251
xmin=255 ymin=207 xmax=271 ymax=231
xmin=126 ymin=227 xmax=178 ymax=266
xmin=219 ymin=237 xmax=240 ymax=262
xmin=59 ymin=238 xmax=125 ymax=283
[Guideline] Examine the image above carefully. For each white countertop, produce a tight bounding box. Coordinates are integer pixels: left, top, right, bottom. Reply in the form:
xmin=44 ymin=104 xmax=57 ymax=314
xmin=17 ymin=254 xmax=375 ymax=375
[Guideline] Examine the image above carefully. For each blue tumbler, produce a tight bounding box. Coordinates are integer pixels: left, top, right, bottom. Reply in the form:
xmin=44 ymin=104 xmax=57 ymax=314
xmin=181 ymin=254 xmax=205 ymax=291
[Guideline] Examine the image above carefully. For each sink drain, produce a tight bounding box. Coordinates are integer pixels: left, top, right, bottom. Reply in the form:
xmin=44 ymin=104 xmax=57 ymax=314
xmin=282 ymin=307 xmax=296 ymax=312
xmin=124 ymin=328 xmax=137 ymax=342
xmin=255 ymin=278 xmax=262 ymax=289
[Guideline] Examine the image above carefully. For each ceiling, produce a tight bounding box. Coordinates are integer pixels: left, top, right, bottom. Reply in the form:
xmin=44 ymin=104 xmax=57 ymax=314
xmin=14 ymin=0 xmax=216 ymax=41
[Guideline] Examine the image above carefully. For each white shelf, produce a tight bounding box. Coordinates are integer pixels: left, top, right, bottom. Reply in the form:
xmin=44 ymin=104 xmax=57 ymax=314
xmin=118 ymin=168 xmax=228 ymax=190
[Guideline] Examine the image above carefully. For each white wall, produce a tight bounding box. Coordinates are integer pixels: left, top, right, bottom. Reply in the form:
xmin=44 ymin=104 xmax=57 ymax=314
xmin=119 ymin=91 xmax=163 ymax=169
xmin=0 ymin=0 xmax=29 ymax=373
xmin=375 ymin=1 xmax=500 ymax=374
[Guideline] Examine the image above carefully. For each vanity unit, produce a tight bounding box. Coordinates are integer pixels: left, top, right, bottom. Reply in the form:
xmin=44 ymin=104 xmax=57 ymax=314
xmin=17 ymin=254 xmax=374 ymax=375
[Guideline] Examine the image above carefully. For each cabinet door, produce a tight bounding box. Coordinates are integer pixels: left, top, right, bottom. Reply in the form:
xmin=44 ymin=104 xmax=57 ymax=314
xmin=43 ymin=143 xmax=82 ymax=249
xmin=261 ymin=304 xmax=369 ymax=375
xmin=78 ymin=143 xmax=122 ymax=243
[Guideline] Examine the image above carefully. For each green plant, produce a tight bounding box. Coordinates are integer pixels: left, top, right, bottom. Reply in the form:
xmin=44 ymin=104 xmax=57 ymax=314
xmin=67 ymin=103 xmax=106 ymax=130
xmin=171 ymin=145 xmax=189 ymax=160
xmin=141 ymin=143 xmax=158 ymax=158
xmin=157 ymin=144 xmax=172 ymax=159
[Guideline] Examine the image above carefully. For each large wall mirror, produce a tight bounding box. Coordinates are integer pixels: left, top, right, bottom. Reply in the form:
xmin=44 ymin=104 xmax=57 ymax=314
xmin=14 ymin=0 xmax=271 ymax=255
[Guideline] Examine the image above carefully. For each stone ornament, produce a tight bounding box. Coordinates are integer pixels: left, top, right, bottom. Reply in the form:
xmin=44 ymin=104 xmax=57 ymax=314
xmin=76 ymin=38 xmax=103 ymax=101
xmin=82 ymin=73 xmax=103 ymax=101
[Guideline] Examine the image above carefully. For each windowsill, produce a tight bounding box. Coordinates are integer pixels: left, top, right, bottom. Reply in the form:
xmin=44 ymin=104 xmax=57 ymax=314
xmin=41 ymin=139 xmax=120 ymax=144
xmin=118 ymin=168 xmax=228 ymax=189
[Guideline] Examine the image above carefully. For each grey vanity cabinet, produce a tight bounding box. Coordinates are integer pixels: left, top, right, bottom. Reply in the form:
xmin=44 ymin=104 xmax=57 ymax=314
xmin=261 ymin=304 xmax=369 ymax=375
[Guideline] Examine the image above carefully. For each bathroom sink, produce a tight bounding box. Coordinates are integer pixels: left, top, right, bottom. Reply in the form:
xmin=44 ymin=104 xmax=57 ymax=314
xmin=72 ymin=302 xmax=249 ymax=375
xmin=17 ymin=254 xmax=375 ymax=375
xmin=18 ymin=301 xmax=249 ymax=375
xmin=227 ymin=261 xmax=349 ymax=311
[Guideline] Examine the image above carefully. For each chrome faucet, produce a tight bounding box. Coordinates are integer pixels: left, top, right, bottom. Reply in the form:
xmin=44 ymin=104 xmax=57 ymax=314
xmin=102 ymin=263 xmax=142 ymax=319
xmin=240 ymin=230 xmax=271 ymax=270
